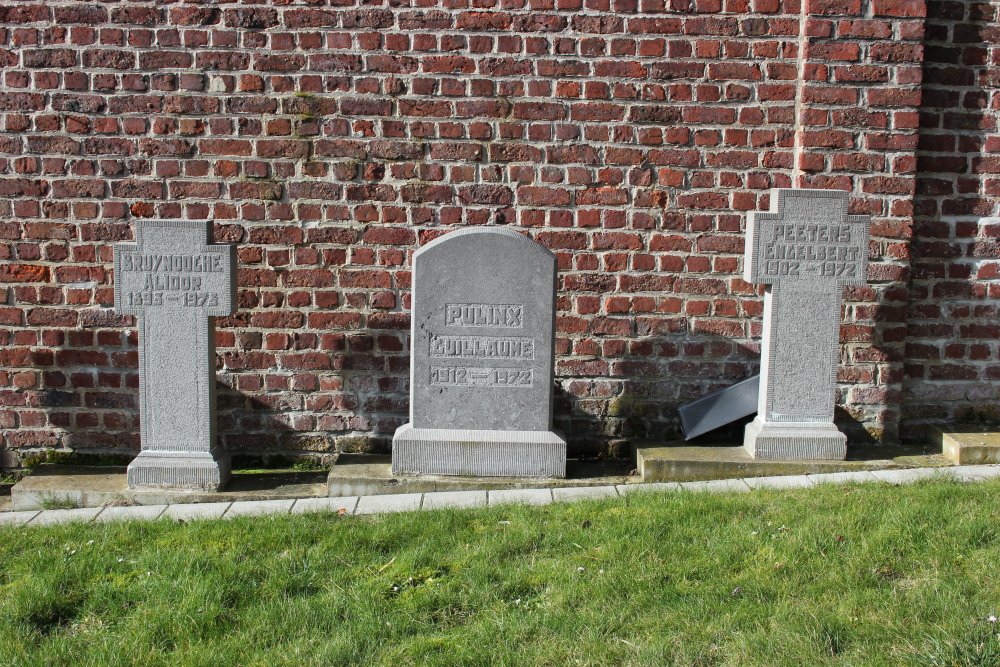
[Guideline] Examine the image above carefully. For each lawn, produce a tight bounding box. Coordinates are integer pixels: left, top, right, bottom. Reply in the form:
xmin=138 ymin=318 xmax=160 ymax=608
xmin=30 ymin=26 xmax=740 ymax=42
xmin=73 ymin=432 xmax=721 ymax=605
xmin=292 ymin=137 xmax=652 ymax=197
xmin=1 ymin=479 xmax=999 ymax=666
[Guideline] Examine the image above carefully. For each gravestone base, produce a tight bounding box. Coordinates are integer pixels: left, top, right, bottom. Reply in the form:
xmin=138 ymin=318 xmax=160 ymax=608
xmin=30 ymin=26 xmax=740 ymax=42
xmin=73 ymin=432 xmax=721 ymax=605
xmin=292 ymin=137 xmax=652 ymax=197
xmin=127 ymin=450 xmax=231 ymax=491
xmin=391 ymin=425 xmax=567 ymax=478
xmin=931 ymin=423 xmax=1000 ymax=465
xmin=743 ymin=417 xmax=847 ymax=460
xmin=635 ymin=443 xmax=909 ymax=483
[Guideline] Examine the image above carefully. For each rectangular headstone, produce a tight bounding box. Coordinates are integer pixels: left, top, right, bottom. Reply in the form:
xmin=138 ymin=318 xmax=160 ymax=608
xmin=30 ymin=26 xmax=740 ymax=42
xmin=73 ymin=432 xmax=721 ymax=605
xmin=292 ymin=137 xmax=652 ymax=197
xmin=743 ymin=189 xmax=870 ymax=459
xmin=114 ymin=220 xmax=236 ymax=489
xmin=391 ymin=227 xmax=566 ymax=477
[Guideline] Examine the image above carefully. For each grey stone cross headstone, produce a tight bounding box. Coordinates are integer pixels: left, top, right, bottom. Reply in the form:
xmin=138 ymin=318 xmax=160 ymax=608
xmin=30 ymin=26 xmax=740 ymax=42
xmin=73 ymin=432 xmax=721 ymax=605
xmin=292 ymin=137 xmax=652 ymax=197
xmin=743 ymin=189 xmax=870 ymax=460
xmin=392 ymin=227 xmax=566 ymax=477
xmin=114 ymin=220 xmax=236 ymax=489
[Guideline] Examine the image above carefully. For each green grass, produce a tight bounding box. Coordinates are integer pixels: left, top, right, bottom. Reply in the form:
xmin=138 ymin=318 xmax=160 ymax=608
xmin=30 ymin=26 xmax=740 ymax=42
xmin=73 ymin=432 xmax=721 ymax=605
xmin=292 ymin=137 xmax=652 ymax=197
xmin=3 ymin=479 xmax=1000 ymax=666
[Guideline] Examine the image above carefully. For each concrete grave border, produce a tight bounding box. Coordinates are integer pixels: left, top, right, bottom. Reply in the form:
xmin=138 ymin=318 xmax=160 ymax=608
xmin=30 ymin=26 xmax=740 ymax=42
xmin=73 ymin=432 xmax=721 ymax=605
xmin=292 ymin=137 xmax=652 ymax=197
xmin=5 ymin=464 xmax=998 ymax=528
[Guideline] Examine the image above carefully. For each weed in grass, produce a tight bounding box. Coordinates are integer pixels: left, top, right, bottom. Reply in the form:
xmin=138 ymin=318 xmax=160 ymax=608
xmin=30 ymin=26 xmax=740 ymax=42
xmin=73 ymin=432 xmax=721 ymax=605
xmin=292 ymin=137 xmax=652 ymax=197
xmin=912 ymin=622 xmax=1000 ymax=667
xmin=291 ymin=459 xmax=329 ymax=472
xmin=0 ymin=470 xmax=26 ymax=485
xmin=37 ymin=496 xmax=81 ymax=510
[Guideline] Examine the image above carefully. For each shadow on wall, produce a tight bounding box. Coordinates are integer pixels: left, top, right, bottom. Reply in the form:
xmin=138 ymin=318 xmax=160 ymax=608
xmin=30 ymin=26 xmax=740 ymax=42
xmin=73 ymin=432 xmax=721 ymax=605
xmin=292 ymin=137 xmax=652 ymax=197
xmin=554 ymin=328 xmax=760 ymax=456
xmin=549 ymin=267 xmax=911 ymax=453
xmin=904 ymin=0 xmax=1000 ymax=440
xmin=11 ymin=305 xmax=404 ymax=470
xmin=210 ymin=297 xmax=411 ymax=465
xmin=838 ymin=272 xmax=911 ymax=446
xmin=5 ymin=316 xmax=140 ymax=468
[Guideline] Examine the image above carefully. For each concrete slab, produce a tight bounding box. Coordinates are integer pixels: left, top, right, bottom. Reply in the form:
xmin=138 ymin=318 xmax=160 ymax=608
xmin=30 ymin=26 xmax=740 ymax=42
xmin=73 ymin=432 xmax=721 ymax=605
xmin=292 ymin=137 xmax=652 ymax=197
xmin=12 ymin=467 xmax=129 ymax=511
xmin=636 ymin=443 xmax=902 ymax=483
xmin=11 ymin=465 xmax=328 ymax=510
xmin=329 ymin=454 xmax=633 ymax=497
xmin=0 ymin=510 xmax=40 ymax=526
xmin=679 ymin=478 xmax=751 ymax=493
xmin=744 ymin=474 xmax=814 ymax=490
xmin=616 ymin=482 xmax=682 ymax=494
xmin=552 ymin=485 xmax=619 ymax=502
xmin=931 ymin=423 xmax=1000 ymax=465
xmin=291 ymin=497 xmax=358 ymax=515
xmin=807 ymin=471 xmax=879 ymax=485
xmin=163 ymin=502 xmax=231 ymax=521
xmin=29 ymin=507 xmax=102 ymax=526
xmin=947 ymin=465 xmax=1000 ymax=482
xmin=488 ymin=488 xmax=553 ymax=506
xmin=421 ymin=490 xmax=488 ymax=510
xmin=871 ymin=468 xmax=948 ymax=485
xmin=96 ymin=505 xmax=167 ymax=523
xmin=224 ymin=500 xmax=295 ymax=519
xmin=355 ymin=493 xmax=423 ymax=515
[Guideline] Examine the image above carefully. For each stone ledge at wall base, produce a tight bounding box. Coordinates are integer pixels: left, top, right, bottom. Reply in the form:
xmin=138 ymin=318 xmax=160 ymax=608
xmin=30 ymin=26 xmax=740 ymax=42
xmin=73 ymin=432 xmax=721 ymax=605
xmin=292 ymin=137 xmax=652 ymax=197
xmin=742 ymin=417 xmax=847 ymax=461
xmin=10 ymin=459 xmax=633 ymax=510
xmin=390 ymin=425 xmax=567 ymax=478
xmin=635 ymin=441 xmax=948 ymax=483
xmin=10 ymin=465 xmax=328 ymax=511
xmin=329 ymin=454 xmax=625 ymax=497
xmin=127 ymin=450 xmax=231 ymax=492
xmin=931 ymin=423 xmax=1000 ymax=465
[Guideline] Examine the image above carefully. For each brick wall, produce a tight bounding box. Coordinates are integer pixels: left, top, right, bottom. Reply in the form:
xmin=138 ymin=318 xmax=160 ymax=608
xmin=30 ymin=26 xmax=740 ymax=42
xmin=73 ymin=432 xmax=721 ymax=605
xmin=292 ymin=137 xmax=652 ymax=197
xmin=903 ymin=0 xmax=1000 ymax=436
xmin=0 ymin=0 xmax=988 ymax=467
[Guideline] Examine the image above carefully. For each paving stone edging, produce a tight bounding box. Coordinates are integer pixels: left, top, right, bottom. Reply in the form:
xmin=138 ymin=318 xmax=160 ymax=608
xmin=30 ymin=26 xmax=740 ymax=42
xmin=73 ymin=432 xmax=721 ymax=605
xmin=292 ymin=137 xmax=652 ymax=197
xmin=3 ymin=464 xmax=998 ymax=528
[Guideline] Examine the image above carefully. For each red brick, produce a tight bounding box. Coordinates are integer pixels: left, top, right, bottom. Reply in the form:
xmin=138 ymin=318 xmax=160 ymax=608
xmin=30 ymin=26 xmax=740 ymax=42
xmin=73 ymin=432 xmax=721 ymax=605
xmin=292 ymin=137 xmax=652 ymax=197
xmin=0 ymin=265 xmax=49 ymax=283
xmin=873 ymin=0 xmax=925 ymax=17
xmin=456 ymin=12 xmax=513 ymax=30
xmin=342 ymin=9 xmax=394 ymax=29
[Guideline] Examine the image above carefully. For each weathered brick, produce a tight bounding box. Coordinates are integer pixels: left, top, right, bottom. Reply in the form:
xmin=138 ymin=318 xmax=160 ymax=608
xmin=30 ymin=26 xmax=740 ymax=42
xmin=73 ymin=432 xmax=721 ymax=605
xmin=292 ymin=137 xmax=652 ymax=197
xmin=225 ymin=8 xmax=279 ymax=29
xmin=169 ymin=6 xmax=221 ymax=25
xmin=83 ymin=50 xmax=135 ymax=70
xmin=342 ymin=9 xmax=394 ymax=28
xmin=24 ymin=49 xmax=77 ymax=68
xmin=0 ymin=265 xmax=49 ymax=283
xmin=54 ymin=5 xmax=107 ymax=24
xmin=456 ymin=11 xmax=513 ymax=30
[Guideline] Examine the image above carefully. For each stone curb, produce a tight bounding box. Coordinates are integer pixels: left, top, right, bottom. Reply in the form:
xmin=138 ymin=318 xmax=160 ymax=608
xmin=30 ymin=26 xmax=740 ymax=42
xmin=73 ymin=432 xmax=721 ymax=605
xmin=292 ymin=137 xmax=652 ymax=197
xmin=7 ymin=464 xmax=999 ymax=528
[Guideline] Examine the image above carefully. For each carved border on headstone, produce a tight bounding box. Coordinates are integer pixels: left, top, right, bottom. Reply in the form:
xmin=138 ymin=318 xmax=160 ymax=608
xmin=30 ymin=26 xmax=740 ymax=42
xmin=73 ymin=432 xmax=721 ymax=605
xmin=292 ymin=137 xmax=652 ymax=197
xmin=745 ymin=188 xmax=870 ymax=288
xmin=113 ymin=219 xmax=236 ymax=318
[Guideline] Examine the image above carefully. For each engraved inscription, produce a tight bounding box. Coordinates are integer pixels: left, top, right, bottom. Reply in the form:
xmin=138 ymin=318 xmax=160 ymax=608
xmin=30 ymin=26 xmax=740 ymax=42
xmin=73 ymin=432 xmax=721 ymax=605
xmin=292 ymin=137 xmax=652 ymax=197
xmin=760 ymin=223 xmax=863 ymax=280
xmin=118 ymin=251 xmax=227 ymax=311
xmin=430 ymin=366 xmax=533 ymax=387
xmin=119 ymin=253 xmax=225 ymax=273
xmin=445 ymin=303 xmax=523 ymax=328
xmin=126 ymin=291 xmax=220 ymax=308
xmin=429 ymin=334 xmax=535 ymax=360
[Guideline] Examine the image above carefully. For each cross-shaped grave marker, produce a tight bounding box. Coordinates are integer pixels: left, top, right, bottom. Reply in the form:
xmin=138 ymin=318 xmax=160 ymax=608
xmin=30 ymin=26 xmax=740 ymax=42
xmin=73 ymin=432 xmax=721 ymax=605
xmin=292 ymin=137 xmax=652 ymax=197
xmin=114 ymin=220 xmax=236 ymax=489
xmin=743 ymin=189 xmax=870 ymax=459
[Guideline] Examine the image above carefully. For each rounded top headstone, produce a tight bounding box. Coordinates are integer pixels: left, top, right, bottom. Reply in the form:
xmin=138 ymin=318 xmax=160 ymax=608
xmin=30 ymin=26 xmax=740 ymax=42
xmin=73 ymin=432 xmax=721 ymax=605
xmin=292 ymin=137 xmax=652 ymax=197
xmin=414 ymin=226 xmax=555 ymax=262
